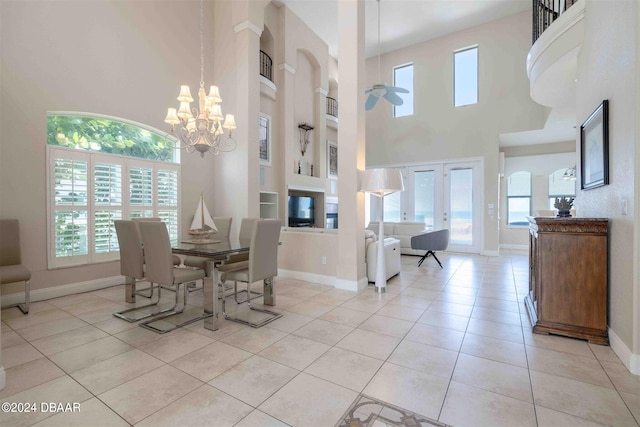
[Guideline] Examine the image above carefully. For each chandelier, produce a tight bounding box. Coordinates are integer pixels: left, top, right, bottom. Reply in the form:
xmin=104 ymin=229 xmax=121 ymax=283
xmin=164 ymin=0 xmax=237 ymax=157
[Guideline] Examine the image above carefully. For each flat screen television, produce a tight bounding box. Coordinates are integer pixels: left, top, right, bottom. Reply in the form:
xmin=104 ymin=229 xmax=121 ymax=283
xmin=288 ymin=196 xmax=315 ymax=227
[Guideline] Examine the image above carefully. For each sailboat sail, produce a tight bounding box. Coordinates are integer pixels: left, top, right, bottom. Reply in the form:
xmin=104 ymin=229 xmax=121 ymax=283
xmin=189 ymin=194 xmax=218 ymax=233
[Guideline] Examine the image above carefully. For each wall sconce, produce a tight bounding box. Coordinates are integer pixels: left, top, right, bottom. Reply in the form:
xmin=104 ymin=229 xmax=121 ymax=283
xmin=298 ymin=123 xmax=314 ymax=156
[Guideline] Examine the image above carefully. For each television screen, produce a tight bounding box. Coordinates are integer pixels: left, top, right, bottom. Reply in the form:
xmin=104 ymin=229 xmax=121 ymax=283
xmin=288 ymin=196 xmax=315 ymax=227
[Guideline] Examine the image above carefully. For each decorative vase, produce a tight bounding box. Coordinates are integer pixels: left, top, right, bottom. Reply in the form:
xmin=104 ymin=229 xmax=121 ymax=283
xmin=554 ymin=196 xmax=574 ymax=218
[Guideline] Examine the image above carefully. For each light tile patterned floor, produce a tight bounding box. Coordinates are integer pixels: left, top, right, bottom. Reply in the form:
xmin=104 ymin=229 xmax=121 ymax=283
xmin=1 ymin=250 xmax=639 ymax=426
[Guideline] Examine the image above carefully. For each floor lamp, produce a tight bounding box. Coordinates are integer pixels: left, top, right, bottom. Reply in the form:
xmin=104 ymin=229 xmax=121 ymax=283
xmin=360 ymin=168 xmax=405 ymax=293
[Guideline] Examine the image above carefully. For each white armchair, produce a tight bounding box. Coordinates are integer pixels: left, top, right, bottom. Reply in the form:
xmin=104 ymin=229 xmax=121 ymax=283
xmin=364 ymin=230 xmax=401 ymax=282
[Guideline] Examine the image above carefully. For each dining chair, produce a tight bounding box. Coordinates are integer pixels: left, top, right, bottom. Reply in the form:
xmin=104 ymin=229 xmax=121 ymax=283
xmin=218 ymin=219 xmax=282 ymax=327
xmin=0 ymin=219 xmax=30 ymax=314
xmin=132 ymin=217 xmax=181 ymax=299
xmin=113 ymin=220 xmax=177 ymax=322
xmin=223 ymin=217 xmax=262 ymax=303
xmin=137 ymin=221 xmax=206 ymax=333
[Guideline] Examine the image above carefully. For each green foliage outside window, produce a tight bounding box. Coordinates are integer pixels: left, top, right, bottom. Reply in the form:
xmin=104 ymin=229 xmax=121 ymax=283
xmin=47 ymin=114 xmax=176 ymax=162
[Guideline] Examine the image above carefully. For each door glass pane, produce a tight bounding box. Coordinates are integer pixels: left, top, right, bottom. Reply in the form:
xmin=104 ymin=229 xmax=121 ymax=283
xmin=449 ymin=168 xmax=473 ymax=245
xmin=383 ymin=192 xmax=401 ymax=222
xmin=414 ymin=170 xmax=435 ymax=228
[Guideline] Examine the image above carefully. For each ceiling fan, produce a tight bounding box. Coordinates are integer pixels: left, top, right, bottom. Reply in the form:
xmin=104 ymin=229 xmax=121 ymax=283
xmin=365 ymin=0 xmax=409 ymax=111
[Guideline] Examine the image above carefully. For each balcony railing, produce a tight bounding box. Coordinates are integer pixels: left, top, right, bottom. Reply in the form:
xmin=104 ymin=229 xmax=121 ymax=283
xmin=260 ymin=50 xmax=273 ymax=82
xmin=532 ymin=0 xmax=579 ymax=44
xmin=326 ymin=97 xmax=338 ymax=118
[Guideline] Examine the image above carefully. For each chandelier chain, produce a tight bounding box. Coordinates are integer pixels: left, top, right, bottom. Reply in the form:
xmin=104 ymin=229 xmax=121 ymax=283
xmin=200 ymin=0 xmax=205 ymax=87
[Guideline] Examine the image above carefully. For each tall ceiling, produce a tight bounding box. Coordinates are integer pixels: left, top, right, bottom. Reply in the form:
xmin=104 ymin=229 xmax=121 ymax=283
xmin=275 ymin=0 xmax=531 ymax=59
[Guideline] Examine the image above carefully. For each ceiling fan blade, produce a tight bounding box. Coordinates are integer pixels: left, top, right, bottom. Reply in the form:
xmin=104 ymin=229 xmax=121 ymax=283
xmin=383 ymin=90 xmax=404 ymax=106
xmin=365 ymin=93 xmax=380 ymax=111
xmin=386 ymin=85 xmax=410 ymax=94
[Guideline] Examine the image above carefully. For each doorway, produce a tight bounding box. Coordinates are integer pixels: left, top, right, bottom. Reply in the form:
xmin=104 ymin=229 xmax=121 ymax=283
xmin=373 ymin=160 xmax=482 ymax=253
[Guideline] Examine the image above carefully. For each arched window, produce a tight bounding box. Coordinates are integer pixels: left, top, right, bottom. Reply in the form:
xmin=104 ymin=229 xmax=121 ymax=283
xmin=47 ymin=113 xmax=180 ymax=268
xmin=548 ymin=168 xmax=576 ymax=209
xmin=507 ymin=171 xmax=531 ymax=226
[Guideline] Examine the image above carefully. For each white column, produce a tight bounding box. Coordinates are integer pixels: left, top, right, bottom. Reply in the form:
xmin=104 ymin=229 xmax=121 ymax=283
xmin=336 ymin=0 xmax=367 ymax=291
xmin=212 ymin=0 xmax=264 ymax=228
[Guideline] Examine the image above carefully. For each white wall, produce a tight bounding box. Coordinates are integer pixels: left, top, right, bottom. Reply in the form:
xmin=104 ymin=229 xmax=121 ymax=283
xmin=365 ymin=11 xmax=548 ymax=254
xmin=575 ymin=0 xmax=638 ymax=369
xmin=0 ymin=0 xmax=215 ymax=292
xmin=500 ymin=151 xmax=576 ymax=247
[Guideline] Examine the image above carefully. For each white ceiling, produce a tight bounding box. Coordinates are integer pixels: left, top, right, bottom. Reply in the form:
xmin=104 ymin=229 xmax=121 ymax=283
xmin=276 ymin=0 xmax=531 ymax=59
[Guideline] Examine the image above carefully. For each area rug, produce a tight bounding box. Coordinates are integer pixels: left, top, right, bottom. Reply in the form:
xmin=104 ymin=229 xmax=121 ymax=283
xmin=336 ymin=394 xmax=452 ymax=427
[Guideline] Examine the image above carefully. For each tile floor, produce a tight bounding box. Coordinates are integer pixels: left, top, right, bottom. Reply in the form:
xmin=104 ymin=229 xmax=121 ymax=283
xmin=1 ymin=250 xmax=639 ymax=426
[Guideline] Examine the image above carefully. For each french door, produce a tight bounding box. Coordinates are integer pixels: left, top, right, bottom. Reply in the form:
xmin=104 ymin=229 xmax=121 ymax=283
xmin=378 ymin=160 xmax=482 ymax=253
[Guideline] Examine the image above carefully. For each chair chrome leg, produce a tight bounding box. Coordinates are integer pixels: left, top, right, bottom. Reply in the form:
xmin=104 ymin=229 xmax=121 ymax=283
xmin=223 ymin=278 xmax=281 ymax=328
xmin=17 ymin=279 xmax=29 ymax=314
xmin=186 ymin=281 xmax=203 ymax=293
xmin=140 ymin=279 xmax=212 ymax=334
xmin=114 ymin=283 xmax=176 ymax=322
xmin=233 ymin=281 xmax=262 ymax=304
xmin=135 ymin=283 xmax=156 ymax=299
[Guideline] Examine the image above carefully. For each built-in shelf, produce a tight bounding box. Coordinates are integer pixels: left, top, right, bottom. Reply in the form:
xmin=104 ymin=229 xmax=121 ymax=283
xmin=259 ymin=191 xmax=278 ymax=220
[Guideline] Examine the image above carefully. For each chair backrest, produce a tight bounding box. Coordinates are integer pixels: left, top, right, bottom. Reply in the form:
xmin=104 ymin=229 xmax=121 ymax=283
xmin=138 ymin=221 xmax=174 ymax=286
xmin=248 ymin=219 xmax=281 ymax=283
xmin=0 ymin=219 xmax=21 ymax=266
xmin=212 ymin=217 xmax=232 ymax=239
xmin=238 ymin=218 xmax=262 ymax=247
xmin=114 ymin=220 xmax=145 ymax=279
xmin=131 ymin=217 xmax=161 ymax=241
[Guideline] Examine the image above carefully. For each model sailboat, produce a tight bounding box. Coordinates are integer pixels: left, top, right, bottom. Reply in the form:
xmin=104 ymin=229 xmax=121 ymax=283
xmin=188 ymin=193 xmax=218 ymax=240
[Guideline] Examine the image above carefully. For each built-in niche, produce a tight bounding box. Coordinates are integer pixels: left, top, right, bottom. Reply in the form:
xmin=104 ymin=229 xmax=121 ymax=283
xmin=287 ymin=189 xmax=325 ymax=228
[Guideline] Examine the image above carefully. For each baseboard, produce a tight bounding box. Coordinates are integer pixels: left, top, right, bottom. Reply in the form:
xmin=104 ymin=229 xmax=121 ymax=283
xmin=0 ymin=366 xmax=5 ymax=391
xmin=1 ymin=275 xmax=125 ymax=308
xmin=277 ymin=269 xmax=366 ymax=292
xmin=334 ymin=277 xmax=368 ymax=292
xmin=499 ymin=244 xmax=528 ymax=251
xmin=608 ymin=327 xmax=640 ymax=375
xmin=277 ymin=269 xmax=337 ymax=287
xmin=482 ymin=249 xmax=500 ymax=257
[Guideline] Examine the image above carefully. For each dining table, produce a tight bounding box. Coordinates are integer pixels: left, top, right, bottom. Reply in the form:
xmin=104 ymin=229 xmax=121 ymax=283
xmin=171 ymin=239 xmax=277 ymax=331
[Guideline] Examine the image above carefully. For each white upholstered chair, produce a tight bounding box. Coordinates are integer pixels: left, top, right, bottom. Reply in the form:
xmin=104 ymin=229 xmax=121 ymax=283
xmin=218 ymin=219 xmax=282 ymax=327
xmin=137 ymin=221 xmax=206 ymax=333
xmin=113 ymin=220 xmax=177 ymax=322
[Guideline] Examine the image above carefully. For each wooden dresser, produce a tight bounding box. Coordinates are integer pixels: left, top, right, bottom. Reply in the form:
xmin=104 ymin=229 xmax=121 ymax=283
xmin=524 ymin=217 xmax=609 ymax=345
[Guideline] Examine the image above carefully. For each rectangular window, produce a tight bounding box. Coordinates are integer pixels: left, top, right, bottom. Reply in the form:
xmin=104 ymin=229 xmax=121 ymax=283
xmin=393 ymin=63 xmax=414 ymax=118
xmin=507 ymin=171 xmax=531 ymax=226
xmin=48 ymin=147 xmax=180 ymax=268
xmin=454 ymin=46 xmax=478 ymax=107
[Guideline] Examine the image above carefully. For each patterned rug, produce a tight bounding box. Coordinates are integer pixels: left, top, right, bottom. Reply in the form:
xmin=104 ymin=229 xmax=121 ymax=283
xmin=336 ymin=394 xmax=452 ymax=427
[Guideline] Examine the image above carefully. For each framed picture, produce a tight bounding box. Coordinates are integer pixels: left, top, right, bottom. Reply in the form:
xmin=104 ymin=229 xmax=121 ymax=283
xmin=328 ymin=141 xmax=338 ymax=178
xmin=259 ymin=114 xmax=271 ymax=166
xmin=580 ymin=100 xmax=609 ymax=190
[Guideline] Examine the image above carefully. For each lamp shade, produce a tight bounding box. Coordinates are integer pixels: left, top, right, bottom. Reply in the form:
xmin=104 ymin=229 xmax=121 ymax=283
xmin=359 ymin=168 xmax=404 ymax=196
